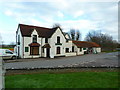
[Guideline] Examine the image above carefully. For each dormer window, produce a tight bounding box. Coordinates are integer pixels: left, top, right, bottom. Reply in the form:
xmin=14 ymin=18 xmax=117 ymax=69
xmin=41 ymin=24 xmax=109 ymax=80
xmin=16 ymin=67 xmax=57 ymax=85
xmin=57 ymin=36 xmax=60 ymax=43
xmin=33 ymin=35 xmax=37 ymax=43
xmin=45 ymin=38 xmax=48 ymax=43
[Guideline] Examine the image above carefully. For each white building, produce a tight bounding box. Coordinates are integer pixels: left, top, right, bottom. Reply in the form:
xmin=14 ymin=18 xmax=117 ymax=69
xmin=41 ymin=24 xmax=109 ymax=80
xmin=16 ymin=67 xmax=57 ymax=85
xmin=72 ymin=40 xmax=101 ymax=55
xmin=16 ymin=24 xmax=101 ymax=58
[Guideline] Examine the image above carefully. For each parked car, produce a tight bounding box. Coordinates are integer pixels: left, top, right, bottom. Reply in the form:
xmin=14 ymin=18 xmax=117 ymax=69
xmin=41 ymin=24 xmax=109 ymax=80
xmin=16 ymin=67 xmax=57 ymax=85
xmin=0 ymin=49 xmax=17 ymax=60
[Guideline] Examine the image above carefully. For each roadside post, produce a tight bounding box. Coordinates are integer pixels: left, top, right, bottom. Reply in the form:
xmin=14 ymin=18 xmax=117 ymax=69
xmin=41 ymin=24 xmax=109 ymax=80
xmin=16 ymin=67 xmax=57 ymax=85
xmin=0 ymin=34 xmax=5 ymax=89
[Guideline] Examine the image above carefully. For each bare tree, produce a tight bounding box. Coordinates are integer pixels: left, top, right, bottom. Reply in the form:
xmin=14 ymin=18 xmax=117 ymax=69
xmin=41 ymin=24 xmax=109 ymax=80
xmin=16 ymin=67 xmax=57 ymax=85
xmin=52 ymin=23 xmax=61 ymax=28
xmin=85 ymin=30 xmax=118 ymax=51
xmin=76 ymin=30 xmax=81 ymax=41
xmin=69 ymin=29 xmax=81 ymax=41
xmin=70 ymin=29 xmax=75 ymax=40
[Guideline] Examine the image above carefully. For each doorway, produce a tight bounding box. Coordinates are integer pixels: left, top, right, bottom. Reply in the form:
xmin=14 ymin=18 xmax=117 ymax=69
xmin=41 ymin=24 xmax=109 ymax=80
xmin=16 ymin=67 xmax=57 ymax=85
xmin=46 ymin=48 xmax=50 ymax=57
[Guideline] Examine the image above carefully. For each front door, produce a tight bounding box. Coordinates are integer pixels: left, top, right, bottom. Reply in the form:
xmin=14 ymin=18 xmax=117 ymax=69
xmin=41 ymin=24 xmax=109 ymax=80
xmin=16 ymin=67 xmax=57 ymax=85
xmin=46 ymin=48 xmax=50 ymax=57
xmin=30 ymin=46 xmax=39 ymax=55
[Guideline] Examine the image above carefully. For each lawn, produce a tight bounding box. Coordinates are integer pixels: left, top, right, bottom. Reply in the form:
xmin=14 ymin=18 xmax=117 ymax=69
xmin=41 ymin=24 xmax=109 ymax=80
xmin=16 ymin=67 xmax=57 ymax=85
xmin=5 ymin=72 xmax=119 ymax=88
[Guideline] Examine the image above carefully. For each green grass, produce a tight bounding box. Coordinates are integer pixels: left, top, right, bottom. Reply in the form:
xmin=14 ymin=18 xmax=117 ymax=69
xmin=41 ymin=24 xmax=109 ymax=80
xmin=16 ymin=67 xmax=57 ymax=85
xmin=5 ymin=72 xmax=119 ymax=88
xmin=0 ymin=47 xmax=13 ymax=49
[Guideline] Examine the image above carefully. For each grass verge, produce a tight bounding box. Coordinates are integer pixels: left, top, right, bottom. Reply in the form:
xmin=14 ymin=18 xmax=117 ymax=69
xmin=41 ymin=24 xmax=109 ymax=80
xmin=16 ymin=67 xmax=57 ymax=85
xmin=5 ymin=72 xmax=119 ymax=88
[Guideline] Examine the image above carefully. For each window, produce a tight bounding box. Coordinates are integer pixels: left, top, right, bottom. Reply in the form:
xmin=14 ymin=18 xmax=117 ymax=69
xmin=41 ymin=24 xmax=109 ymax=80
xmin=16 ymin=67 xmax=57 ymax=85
xmin=65 ymin=48 xmax=69 ymax=53
xmin=72 ymin=46 xmax=74 ymax=52
xmin=30 ymin=47 xmax=39 ymax=55
xmin=66 ymin=39 xmax=69 ymax=43
xmin=25 ymin=47 xmax=29 ymax=52
xmin=45 ymin=38 xmax=48 ymax=43
xmin=80 ymin=48 xmax=82 ymax=52
xmin=18 ymin=35 xmax=20 ymax=45
xmin=33 ymin=35 xmax=37 ymax=43
xmin=57 ymin=36 xmax=60 ymax=43
xmin=56 ymin=47 xmax=60 ymax=54
xmin=6 ymin=50 xmax=13 ymax=54
xmin=83 ymin=48 xmax=86 ymax=50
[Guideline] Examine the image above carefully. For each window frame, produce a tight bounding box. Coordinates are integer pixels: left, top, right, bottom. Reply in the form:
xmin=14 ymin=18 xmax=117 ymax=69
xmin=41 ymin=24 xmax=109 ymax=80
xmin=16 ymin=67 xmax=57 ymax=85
xmin=65 ymin=48 xmax=69 ymax=53
xmin=25 ymin=47 xmax=29 ymax=52
xmin=80 ymin=47 xmax=82 ymax=52
xmin=57 ymin=36 xmax=60 ymax=43
xmin=33 ymin=35 xmax=37 ymax=43
xmin=56 ymin=47 xmax=60 ymax=54
xmin=83 ymin=48 xmax=86 ymax=50
xmin=45 ymin=38 xmax=48 ymax=43
xmin=72 ymin=46 xmax=74 ymax=52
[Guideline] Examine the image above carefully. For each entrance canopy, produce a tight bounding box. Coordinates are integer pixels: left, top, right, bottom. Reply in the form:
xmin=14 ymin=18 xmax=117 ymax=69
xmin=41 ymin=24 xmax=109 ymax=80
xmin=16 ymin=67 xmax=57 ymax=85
xmin=42 ymin=44 xmax=51 ymax=48
xmin=29 ymin=43 xmax=40 ymax=47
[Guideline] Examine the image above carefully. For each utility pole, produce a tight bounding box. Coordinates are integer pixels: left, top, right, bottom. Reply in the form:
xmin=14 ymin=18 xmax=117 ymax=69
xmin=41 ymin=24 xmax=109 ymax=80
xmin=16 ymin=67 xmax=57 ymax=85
xmin=0 ymin=34 xmax=5 ymax=89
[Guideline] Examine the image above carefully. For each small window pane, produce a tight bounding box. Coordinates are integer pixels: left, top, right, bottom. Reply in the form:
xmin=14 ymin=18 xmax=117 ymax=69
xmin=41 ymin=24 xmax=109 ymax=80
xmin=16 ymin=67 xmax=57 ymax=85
xmin=45 ymin=38 xmax=48 ymax=43
xmin=56 ymin=47 xmax=60 ymax=54
xmin=33 ymin=35 xmax=37 ymax=43
xmin=72 ymin=46 xmax=74 ymax=52
xmin=57 ymin=36 xmax=60 ymax=43
xmin=83 ymin=48 xmax=86 ymax=50
xmin=66 ymin=48 xmax=69 ymax=53
xmin=25 ymin=47 xmax=29 ymax=52
xmin=80 ymin=48 xmax=82 ymax=52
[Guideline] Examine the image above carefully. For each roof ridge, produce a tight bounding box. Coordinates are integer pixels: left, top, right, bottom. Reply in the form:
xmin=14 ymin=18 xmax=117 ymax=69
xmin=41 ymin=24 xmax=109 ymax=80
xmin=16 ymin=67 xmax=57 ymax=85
xmin=19 ymin=24 xmax=57 ymax=38
xmin=19 ymin=23 xmax=52 ymax=30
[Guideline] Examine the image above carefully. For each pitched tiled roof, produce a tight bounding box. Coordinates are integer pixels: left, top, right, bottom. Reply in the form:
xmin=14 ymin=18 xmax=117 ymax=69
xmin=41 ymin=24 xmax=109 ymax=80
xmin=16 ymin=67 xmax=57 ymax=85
xmin=29 ymin=43 xmax=40 ymax=47
xmin=72 ymin=40 xmax=100 ymax=48
xmin=18 ymin=24 xmax=57 ymax=38
xmin=42 ymin=44 xmax=51 ymax=48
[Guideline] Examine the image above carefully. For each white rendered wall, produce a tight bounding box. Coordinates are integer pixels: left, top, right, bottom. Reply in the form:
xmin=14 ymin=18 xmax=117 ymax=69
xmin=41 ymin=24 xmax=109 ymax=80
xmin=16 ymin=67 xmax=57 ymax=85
xmin=50 ymin=28 xmax=66 ymax=57
xmin=16 ymin=27 xmax=23 ymax=58
xmin=96 ymin=48 xmax=101 ymax=53
xmin=77 ymin=48 xmax=84 ymax=55
xmin=65 ymin=34 xmax=70 ymax=39
xmin=65 ymin=52 xmax=76 ymax=56
xmin=65 ymin=40 xmax=72 ymax=52
xmin=23 ymin=29 xmax=41 ymax=58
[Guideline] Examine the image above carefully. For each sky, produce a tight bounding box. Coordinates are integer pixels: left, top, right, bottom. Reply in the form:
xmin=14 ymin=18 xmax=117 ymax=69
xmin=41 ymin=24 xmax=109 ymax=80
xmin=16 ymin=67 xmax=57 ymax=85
xmin=0 ymin=0 xmax=118 ymax=44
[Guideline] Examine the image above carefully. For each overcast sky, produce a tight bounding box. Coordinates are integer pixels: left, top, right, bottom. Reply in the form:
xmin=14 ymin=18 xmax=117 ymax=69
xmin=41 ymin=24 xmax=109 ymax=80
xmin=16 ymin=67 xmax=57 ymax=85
xmin=0 ymin=0 xmax=118 ymax=44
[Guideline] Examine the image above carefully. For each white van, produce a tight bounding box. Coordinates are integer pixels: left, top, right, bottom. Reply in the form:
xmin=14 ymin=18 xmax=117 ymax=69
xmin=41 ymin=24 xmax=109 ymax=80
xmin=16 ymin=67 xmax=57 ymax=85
xmin=0 ymin=49 xmax=17 ymax=60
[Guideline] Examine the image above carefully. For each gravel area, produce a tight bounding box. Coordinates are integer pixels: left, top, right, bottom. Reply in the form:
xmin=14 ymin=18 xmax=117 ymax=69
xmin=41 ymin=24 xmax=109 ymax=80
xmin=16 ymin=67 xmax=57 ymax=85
xmin=4 ymin=52 xmax=119 ymax=69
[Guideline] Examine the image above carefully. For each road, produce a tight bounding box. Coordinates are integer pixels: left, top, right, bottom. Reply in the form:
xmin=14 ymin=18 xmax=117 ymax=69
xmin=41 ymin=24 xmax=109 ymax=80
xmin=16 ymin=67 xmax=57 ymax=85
xmin=5 ymin=52 xmax=119 ymax=69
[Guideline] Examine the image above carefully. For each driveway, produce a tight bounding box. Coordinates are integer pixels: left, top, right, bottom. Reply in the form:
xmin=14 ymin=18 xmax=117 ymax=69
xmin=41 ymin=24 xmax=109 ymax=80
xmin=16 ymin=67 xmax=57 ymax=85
xmin=4 ymin=52 xmax=119 ymax=69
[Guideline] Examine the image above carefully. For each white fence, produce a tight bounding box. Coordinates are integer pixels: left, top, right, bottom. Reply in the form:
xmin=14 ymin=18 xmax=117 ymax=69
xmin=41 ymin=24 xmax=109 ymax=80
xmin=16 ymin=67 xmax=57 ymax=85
xmin=65 ymin=52 xmax=76 ymax=56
